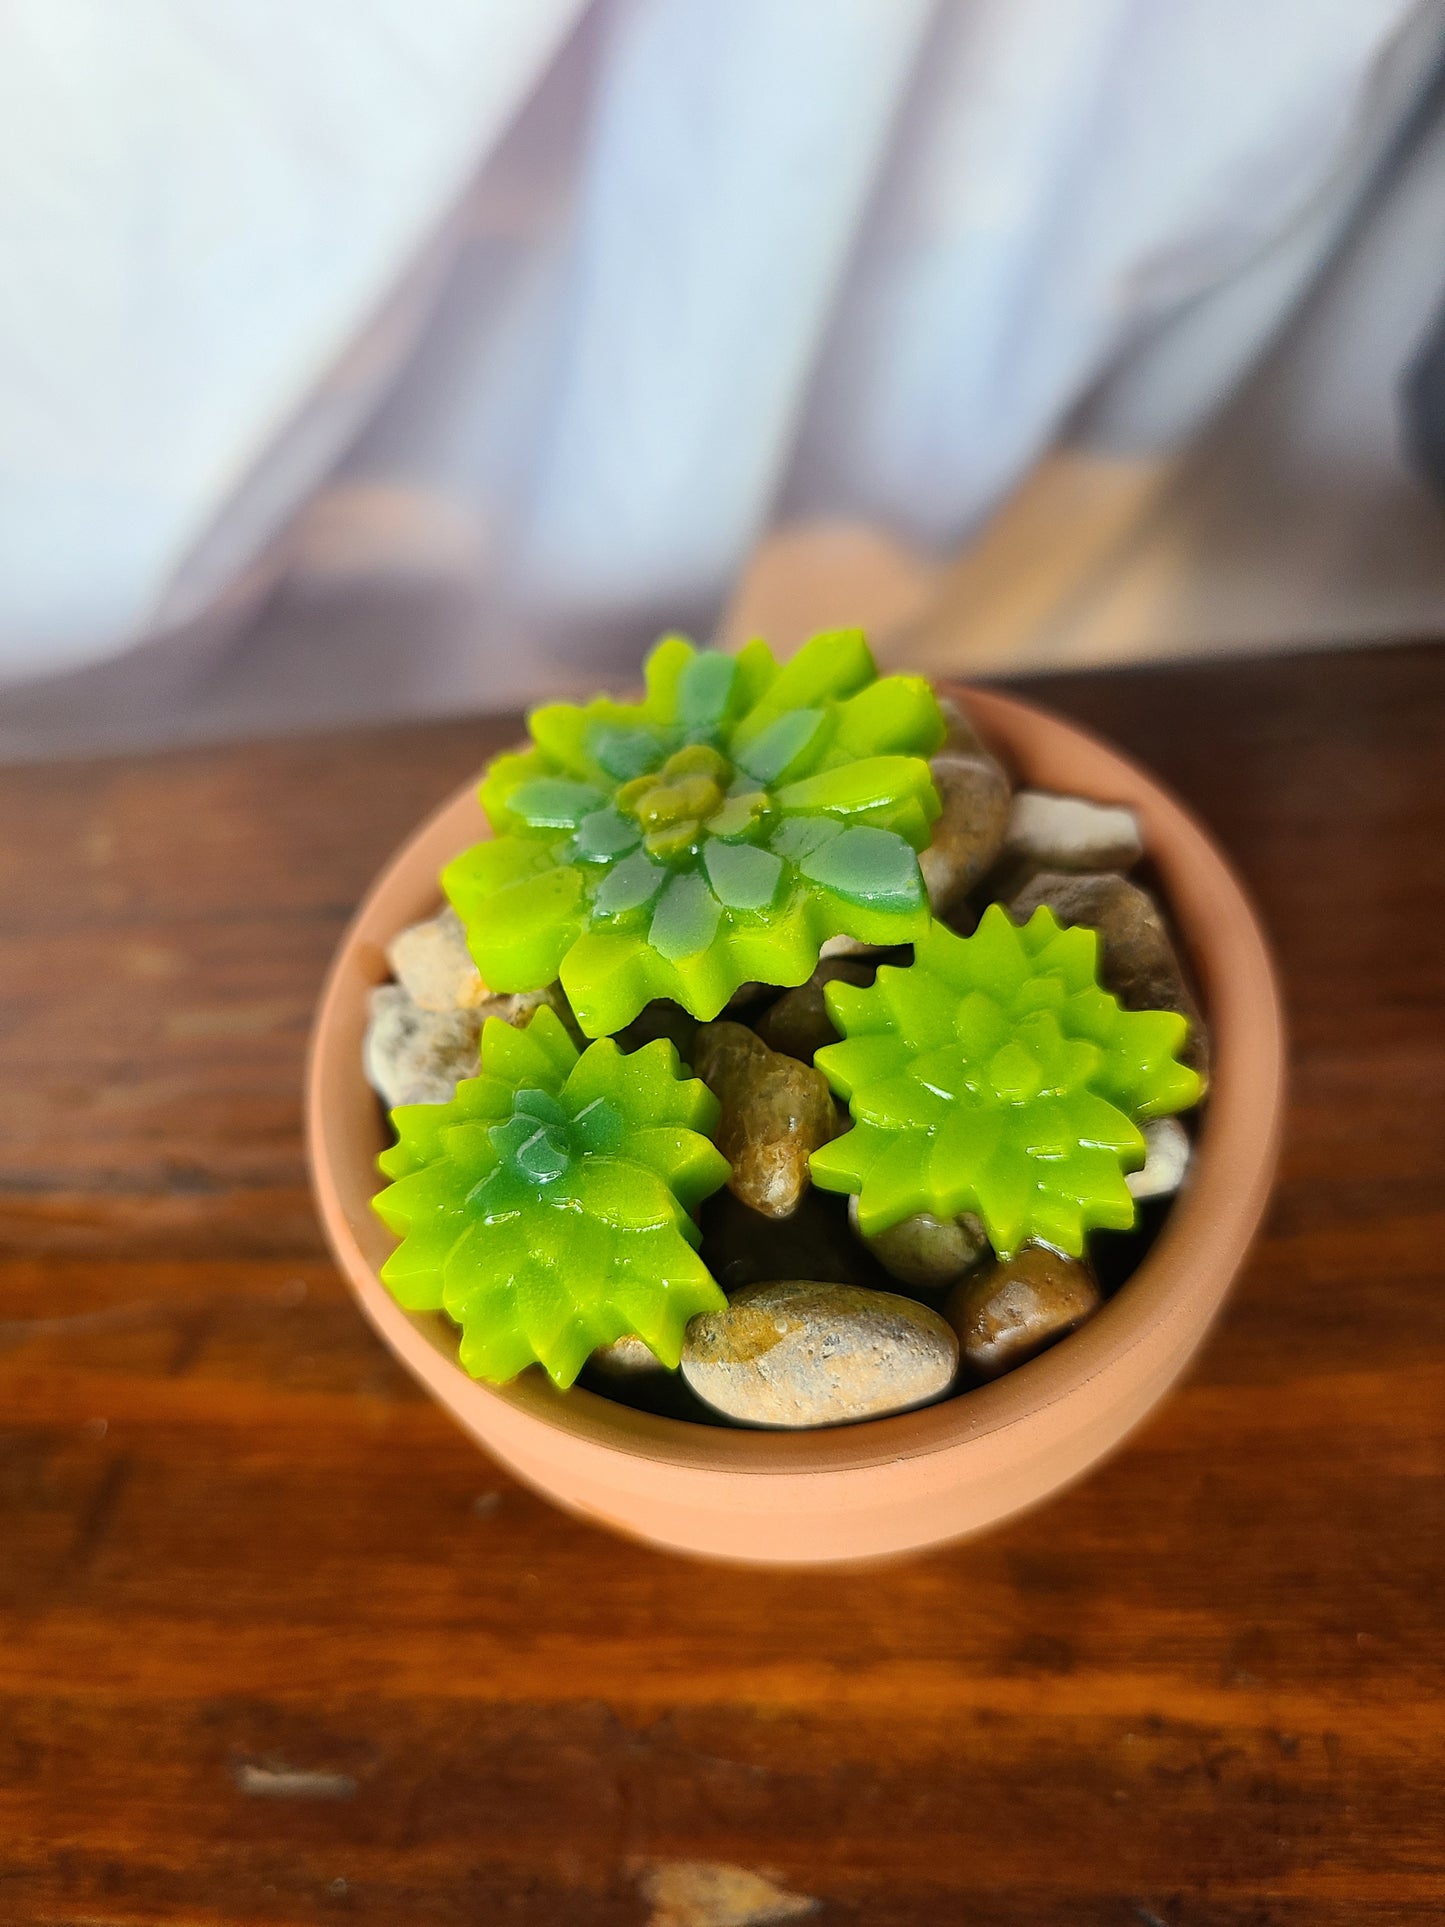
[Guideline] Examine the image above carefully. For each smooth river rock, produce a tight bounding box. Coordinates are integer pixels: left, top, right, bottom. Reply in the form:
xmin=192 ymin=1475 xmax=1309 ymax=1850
xmin=692 ymin=1021 xmax=841 ymax=1219
xmin=386 ymin=906 xmax=485 ymax=1013
xmin=1127 ymin=1115 xmax=1193 ymax=1200
xmin=363 ymin=984 xmax=482 ymax=1107
xmin=681 ymin=1281 xmax=959 ymax=1428
xmin=1008 ymin=869 xmax=1210 ymax=1082
xmin=945 ymin=1245 xmax=1101 ymax=1381
xmin=849 ymin=1195 xmax=989 ymax=1292
xmin=615 ymin=997 xmax=700 ymax=1061
xmin=920 ymin=751 xmax=1013 ymax=918
xmin=589 ymin=1334 xmax=665 ymax=1376
xmin=753 ymin=957 xmax=875 ymax=1063
xmin=702 ymin=1189 xmax=876 ymax=1294
xmin=1000 ymin=789 xmax=1143 ymax=881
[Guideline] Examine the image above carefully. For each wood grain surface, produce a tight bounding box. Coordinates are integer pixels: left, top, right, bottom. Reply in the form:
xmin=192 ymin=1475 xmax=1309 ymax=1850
xmin=1 ymin=640 xmax=1442 ymax=1927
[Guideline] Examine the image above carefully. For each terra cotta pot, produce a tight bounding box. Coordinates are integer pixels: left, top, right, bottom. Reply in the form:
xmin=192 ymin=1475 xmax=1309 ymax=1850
xmin=306 ymin=684 xmax=1285 ymax=1565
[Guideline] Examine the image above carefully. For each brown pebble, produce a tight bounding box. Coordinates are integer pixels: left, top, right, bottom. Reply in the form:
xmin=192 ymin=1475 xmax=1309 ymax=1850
xmin=702 ymin=1188 xmax=877 ymax=1294
xmin=614 ymin=997 xmax=699 ymax=1061
xmin=1008 ymin=869 xmax=1210 ymax=1082
xmin=692 ymin=1021 xmax=840 ymax=1220
xmin=945 ymin=1246 xmax=1102 ymax=1380
xmin=754 ymin=957 xmax=875 ymax=1063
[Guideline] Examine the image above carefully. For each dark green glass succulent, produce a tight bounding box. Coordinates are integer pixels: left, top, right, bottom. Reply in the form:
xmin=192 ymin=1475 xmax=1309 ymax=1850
xmin=442 ymin=630 xmax=944 ymax=1037
xmin=373 ymin=1007 xmax=729 ymax=1386
xmin=810 ymin=905 xmax=1203 ymax=1259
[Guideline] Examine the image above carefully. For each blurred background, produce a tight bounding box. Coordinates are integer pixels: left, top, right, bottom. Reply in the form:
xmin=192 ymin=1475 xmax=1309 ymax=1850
xmin=3 ymin=0 xmax=1445 ymax=759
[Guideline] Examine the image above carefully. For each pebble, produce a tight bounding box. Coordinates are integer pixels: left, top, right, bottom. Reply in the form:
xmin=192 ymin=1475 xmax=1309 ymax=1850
xmin=1008 ymin=869 xmax=1210 ymax=1081
xmin=489 ymin=980 xmax=587 ymax=1050
xmin=945 ymin=1246 xmax=1102 ymax=1381
xmin=936 ymin=694 xmax=991 ymax=761
xmin=681 ymin=1280 xmax=959 ymax=1428
xmin=386 ymin=906 xmax=485 ymax=1012
xmin=615 ymin=997 xmax=699 ymax=1062
xmin=1126 ymin=1115 xmax=1193 ymax=1200
xmin=702 ymin=1189 xmax=876 ymax=1294
xmin=849 ymin=1195 xmax=988 ymax=1291
xmin=919 ymin=752 xmax=1013 ymax=916
xmin=818 ymin=931 xmax=884 ymax=961
xmin=999 ymin=790 xmax=1143 ymax=881
xmin=753 ymin=958 xmax=875 ymax=1063
xmin=692 ymin=1022 xmax=841 ymax=1219
xmin=363 ymin=984 xmax=481 ymax=1107
xmin=589 ymin=1334 xmax=665 ymax=1375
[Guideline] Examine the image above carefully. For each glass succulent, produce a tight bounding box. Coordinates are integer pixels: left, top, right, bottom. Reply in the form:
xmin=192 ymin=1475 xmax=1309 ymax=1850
xmin=442 ymin=630 xmax=944 ymax=1038
xmin=372 ymin=1006 xmax=730 ymax=1387
xmin=809 ymin=905 xmax=1203 ymax=1259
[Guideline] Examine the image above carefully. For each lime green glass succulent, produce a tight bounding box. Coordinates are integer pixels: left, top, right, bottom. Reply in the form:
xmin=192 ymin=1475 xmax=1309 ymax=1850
xmin=442 ymin=630 xmax=944 ymax=1038
xmin=373 ymin=1006 xmax=729 ymax=1387
xmin=810 ymin=905 xmax=1203 ymax=1259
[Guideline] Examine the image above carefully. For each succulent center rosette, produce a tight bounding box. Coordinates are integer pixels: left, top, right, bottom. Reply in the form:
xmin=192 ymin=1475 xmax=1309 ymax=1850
xmin=809 ymin=905 xmax=1203 ymax=1259
xmin=373 ymin=1005 xmax=730 ymax=1387
xmin=443 ymin=630 xmax=945 ymax=1037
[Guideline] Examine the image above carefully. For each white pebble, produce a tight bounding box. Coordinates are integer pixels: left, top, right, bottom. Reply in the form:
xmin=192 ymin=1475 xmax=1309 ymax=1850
xmin=1003 ymin=790 xmax=1143 ymax=874
xmin=1127 ymin=1116 xmax=1192 ymax=1200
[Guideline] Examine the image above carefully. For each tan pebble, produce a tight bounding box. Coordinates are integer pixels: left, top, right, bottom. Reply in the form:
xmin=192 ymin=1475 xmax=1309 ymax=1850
xmin=590 ymin=1334 xmax=665 ymax=1376
xmin=486 ymin=980 xmax=586 ymax=1049
xmin=945 ymin=1246 xmax=1101 ymax=1381
xmin=681 ymin=1281 xmax=958 ymax=1428
xmin=386 ymin=906 xmax=485 ymax=1012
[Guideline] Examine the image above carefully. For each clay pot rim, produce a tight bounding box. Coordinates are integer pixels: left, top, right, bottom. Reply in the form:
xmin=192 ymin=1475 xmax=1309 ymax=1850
xmin=306 ymin=683 xmax=1286 ymax=1479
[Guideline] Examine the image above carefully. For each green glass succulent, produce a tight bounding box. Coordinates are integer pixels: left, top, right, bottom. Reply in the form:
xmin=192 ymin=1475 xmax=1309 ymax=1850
xmin=809 ymin=905 xmax=1203 ymax=1259
xmin=373 ymin=1006 xmax=730 ymax=1387
xmin=442 ymin=630 xmax=944 ymax=1038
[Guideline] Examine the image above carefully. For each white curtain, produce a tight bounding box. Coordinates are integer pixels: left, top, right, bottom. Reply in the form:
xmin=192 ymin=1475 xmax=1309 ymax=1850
xmin=1 ymin=0 xmax=1443 ymax=755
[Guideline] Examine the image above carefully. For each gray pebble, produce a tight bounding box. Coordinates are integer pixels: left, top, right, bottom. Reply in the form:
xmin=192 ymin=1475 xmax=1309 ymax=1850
xmin=363 ymin=984 xmax=481 ymax=1107
xmin=945 ymin=1246 xmax=1101 ymax=1381
xmin=848 ymin=1195 xmax=988 ymax=1292
xmin=681 ymin=1280 xmax=959 ymax=1428
xmin=919 ymin=752 xmax=1013 ymax=916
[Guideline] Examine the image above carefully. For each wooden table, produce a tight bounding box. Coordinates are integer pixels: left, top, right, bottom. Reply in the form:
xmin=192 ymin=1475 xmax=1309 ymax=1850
xmin=2 ymin=640 xmax=1442 ymax=1926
